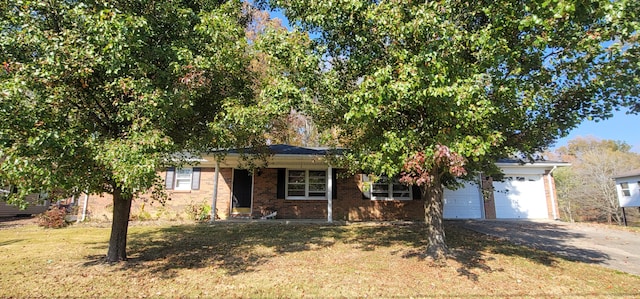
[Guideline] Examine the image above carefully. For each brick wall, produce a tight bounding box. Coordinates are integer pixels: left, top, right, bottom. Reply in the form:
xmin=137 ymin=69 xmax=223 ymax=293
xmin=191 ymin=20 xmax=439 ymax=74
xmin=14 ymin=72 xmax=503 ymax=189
xmin=543 ymin=170 xmax=558 ymax=220
xmin=252 ymin=168 xmax=328 ymax=219
xmin=250 ymin=169 xmax=426 ymax=221
xmin=77 ymin=167 xmax=234 ymax=221
xmin=333 ymin=171 xmax=424 ymax=221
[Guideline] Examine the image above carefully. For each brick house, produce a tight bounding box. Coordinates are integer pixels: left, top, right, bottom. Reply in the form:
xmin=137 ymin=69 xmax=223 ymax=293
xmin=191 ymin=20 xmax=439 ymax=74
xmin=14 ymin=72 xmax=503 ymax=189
xmin=78 ymin=144 xmax=566 ymax=222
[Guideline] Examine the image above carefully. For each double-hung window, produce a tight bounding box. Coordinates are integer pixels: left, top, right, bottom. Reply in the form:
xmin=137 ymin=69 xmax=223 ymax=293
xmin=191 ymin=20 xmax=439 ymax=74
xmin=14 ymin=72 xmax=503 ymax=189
xmin=174 ymin=168 xmax=193 ymax=191
xmin=166 ymin=167 xmax=201 ymax=191
xmin=286 ymin=170 xmax=327 ymax=199
xmin=369 ymin=175 xmax=411 ymax=200
xmin=621 ymin=182 xmax=631 ymax=197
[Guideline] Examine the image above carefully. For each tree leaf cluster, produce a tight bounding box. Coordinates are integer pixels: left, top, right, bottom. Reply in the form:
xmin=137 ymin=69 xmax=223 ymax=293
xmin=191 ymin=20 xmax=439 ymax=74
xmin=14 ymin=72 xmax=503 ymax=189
xmin=264 ymin=0 xmax=639 ymax=180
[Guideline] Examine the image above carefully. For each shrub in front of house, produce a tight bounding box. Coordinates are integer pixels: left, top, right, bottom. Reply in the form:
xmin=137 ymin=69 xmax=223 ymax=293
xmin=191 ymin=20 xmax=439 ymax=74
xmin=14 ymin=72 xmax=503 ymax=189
xmin=185 ymin=200 xmax=211 ymax=222
xmin=37 ymin=206 xmax=69 ymax=228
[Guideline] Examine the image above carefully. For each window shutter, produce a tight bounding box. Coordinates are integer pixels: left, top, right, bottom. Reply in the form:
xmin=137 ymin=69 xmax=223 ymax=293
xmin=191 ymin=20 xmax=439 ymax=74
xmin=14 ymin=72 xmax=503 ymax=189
xmin=191 ymin=167 xmax=201 ymax=190
xmin=165 ymin=167 xmax=175 ymax=190
xmin=412 ymin=185 xmax=422 ymax=200
xmin=361 ymin=174 xmax=371 ymax=200
xmin=276 ymin=168 xmax=286 ymax=199
xmin=332 ymin=169 xmax=338 ymax=199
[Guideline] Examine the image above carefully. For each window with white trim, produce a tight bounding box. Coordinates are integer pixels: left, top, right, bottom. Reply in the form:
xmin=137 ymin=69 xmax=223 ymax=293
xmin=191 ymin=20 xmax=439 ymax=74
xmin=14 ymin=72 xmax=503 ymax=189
xmin=370 ymin=175 xmax=411 ymax=200
xmin=286 ymin=170 xmax=327 ymax=199
xmin=621 ymin=182 xmax=631 ymax=197
xmin=174 ymin=168 xmax=193 ymax=191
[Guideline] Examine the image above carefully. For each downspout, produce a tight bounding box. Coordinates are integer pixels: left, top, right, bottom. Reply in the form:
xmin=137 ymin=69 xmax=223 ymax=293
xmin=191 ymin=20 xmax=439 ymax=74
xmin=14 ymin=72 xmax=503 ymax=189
xmin=79 ymin=192 xmax=89 ymax=222
xmin=210 ymin=161 xmax=219 ymax=223
xmin=547 ymin=166 xmax=558 ymax=220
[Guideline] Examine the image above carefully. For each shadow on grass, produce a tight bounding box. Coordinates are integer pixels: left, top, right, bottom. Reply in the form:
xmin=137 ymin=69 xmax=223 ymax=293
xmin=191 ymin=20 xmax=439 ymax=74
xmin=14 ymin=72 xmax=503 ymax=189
xmin=0 ymin=239 xmax=24 ymax=246
xmin=117 ymin=223 xmax=347 ymax=277
xmin=80 ymin=220 xmax=607 ymax=281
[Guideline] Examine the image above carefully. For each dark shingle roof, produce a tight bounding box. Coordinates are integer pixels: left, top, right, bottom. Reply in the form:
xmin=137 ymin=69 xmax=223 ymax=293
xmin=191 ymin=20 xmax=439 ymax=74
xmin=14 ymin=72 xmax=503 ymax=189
xmin=222 ymin=144 xmax=343 ymax=156
xmin=613 ymin=169 xmax=640 ymax=179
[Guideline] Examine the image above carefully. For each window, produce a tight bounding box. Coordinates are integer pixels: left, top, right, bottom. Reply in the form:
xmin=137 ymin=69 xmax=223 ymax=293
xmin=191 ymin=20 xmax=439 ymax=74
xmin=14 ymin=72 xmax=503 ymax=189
xmin=370 ymin=175 xmax=411 ymax=200
xmin=621 ymin=182 xmax=631 ymax=197
xmin=286 ymin=170 xmax=327 ymax=199
xmin=166 ymin=167 xmax=201 ymax=191
xmin=174 ymin=168 xmax=193 ymax=190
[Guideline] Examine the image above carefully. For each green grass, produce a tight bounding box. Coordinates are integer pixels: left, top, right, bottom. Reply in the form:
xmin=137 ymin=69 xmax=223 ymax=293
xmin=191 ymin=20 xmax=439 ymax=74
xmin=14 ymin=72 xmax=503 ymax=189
xmin=1 ymin=221 xmax=639 ymax=298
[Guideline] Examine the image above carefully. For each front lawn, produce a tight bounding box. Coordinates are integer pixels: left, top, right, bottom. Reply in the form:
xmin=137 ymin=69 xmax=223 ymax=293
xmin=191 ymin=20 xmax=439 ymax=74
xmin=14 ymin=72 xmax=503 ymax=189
xmin=0 ymin=220 xmax=638 ymax=298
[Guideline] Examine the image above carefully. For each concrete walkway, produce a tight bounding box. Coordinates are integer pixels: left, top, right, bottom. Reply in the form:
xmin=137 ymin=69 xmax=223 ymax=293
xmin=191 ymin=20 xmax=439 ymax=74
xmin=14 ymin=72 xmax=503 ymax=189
xmin=462 ymin=220 xmax=640 ymax=276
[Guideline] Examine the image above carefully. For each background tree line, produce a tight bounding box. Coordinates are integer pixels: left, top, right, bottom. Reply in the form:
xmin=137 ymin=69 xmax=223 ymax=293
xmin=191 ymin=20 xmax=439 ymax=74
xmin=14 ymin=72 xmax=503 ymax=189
xmin=549 ymin=137 xmax=640 ymax=225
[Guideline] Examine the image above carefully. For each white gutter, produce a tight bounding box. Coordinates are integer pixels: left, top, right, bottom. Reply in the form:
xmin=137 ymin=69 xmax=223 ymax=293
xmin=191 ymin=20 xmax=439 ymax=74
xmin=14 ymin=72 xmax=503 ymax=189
xmin=547 ymin=166 xmax=558 ymax=220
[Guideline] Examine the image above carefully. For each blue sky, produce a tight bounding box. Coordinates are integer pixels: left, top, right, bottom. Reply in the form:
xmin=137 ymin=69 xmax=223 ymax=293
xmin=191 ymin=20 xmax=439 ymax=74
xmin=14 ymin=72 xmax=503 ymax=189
xmin=268 ymin=10 xmax=640 ymax=153
xmin=552 ymin=110 xmax=640 ymax=153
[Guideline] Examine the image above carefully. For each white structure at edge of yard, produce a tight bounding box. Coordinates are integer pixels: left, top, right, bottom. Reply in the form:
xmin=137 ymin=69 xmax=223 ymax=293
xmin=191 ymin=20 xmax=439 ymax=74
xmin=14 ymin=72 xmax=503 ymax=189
xmin=613 ymin=170 xmax=640 ymax=208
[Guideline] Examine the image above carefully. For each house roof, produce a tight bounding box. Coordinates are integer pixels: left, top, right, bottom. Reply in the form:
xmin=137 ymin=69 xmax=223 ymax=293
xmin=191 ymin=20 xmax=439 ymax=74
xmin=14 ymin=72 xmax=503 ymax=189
xmin=223 ymin=144 xmax=344 ymax=156
xmin=496 ymin=158 xmax=569 ymax=167
xmin=613 ymin=169 xmax=640 ymax=179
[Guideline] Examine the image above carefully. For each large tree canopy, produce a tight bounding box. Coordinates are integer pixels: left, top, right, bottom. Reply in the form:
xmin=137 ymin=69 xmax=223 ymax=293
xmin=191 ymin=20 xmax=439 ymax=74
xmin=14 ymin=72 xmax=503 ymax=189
xmin=0 ymin=0 xmax=315 ymax=262
xmin=263 ymin=0 xmax=640 ymax=258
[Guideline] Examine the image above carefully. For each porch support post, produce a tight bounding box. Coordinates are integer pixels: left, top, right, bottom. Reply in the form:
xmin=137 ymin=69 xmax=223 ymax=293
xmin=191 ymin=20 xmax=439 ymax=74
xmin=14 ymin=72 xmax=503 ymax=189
xmin=210 ymin=161 xmax=219 ymax=222
xmin=327 ymin=166 xmax=333 ymax=223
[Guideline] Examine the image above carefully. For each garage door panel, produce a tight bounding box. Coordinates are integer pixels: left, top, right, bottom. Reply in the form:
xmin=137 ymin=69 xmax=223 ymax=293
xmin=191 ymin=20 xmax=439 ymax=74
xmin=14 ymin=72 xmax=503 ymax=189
xmin=494 ymin=175 xmax=548 ymax=219
xmin=443 ymin=182 xmax=482 ymax=219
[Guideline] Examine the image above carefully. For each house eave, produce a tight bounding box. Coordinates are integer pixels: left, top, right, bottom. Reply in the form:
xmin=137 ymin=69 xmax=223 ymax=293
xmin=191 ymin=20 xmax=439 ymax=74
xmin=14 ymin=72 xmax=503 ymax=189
xmin=200 ymin=153 xmax=332 ymax=169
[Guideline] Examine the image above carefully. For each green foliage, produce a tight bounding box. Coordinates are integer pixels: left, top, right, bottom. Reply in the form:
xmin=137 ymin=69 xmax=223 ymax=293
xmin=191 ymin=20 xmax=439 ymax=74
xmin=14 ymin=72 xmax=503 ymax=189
xmin=185 ymin=200 xmax=211 ymax=222
xmin=37 ymin=206 xmax=68 ymax=229
xmin=0 ymin=0 xmax=260 ymax=203
xmin=264 ymin=0 xmax=639 ymax=182
xmin=262 ymin=0 xmax=639 ymax=257
xmin=0 ymin=0 xmax=309 ymax=260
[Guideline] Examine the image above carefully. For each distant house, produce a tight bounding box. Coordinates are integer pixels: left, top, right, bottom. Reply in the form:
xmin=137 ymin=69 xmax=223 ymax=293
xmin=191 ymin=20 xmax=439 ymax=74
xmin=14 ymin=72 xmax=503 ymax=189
xmin=0 ymin=187 xmax=50 ymax=217
xmin=613 ymin=170 xmax=640 ymax=208
xmin=79 ymin=145 xmax=567 ymax=222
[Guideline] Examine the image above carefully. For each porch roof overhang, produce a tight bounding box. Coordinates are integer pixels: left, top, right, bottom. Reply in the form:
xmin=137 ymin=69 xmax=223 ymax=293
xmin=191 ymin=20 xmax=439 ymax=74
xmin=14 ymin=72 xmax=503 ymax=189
xmin=188 ymin=145 xmax=571 ymax=172
xmin=197 ymin=144 xmax=342 ymax=169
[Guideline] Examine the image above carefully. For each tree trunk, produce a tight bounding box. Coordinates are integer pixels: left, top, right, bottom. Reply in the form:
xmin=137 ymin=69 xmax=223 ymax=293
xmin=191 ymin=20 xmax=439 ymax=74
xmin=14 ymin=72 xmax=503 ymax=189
xmin=422 ymin=178 xmax=449 ymax=260
xmin=106 ymin=186 xmax=132 ymax=263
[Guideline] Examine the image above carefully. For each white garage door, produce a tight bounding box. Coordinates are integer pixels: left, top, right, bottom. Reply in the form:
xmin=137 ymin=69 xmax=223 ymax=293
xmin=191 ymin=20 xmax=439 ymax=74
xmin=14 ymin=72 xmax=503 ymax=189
xmin=493 ymin=175 xmax=548 ymax=219
xmin=443 ymin=182 xmax=483 ymax=219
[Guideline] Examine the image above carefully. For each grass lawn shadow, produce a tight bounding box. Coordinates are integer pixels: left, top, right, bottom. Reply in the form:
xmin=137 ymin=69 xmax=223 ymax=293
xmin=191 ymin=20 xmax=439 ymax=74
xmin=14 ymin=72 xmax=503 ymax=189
xmin=80 ymin=220 xmax=609 ymax=281
xmin=121 ymin=222 xmax=346 ymax=276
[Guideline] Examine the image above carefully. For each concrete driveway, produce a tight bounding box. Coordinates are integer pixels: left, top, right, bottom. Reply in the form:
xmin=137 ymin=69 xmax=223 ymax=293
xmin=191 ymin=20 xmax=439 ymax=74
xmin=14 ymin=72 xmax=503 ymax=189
xmin=462 ymin=220 xmax=640 ymax=276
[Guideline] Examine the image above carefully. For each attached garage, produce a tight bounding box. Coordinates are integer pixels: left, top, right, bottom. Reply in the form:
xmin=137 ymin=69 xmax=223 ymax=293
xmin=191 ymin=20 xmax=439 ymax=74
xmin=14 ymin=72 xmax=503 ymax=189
xmin=493 ymin=174 xmax=549 ymax=219
xmin=443 ymin=182 xmax=483 ymax=219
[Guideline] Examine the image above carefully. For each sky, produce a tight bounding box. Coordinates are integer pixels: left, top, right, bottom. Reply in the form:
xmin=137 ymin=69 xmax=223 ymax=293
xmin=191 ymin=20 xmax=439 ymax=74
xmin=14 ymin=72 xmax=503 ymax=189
xmin=552 ymin=110 xmax=640 ymax=153
xmin=267 ymin=10 xmax=640 ymax=153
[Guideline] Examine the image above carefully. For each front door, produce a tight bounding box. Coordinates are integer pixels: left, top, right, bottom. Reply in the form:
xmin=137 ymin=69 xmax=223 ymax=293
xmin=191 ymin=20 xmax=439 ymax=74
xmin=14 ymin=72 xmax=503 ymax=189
xmin=232 ymin=169 xmax=253 ymax=214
